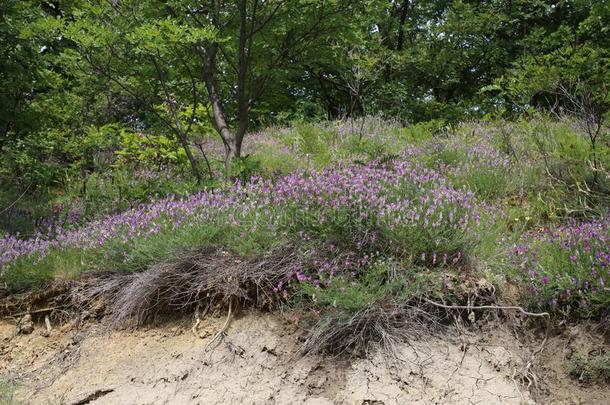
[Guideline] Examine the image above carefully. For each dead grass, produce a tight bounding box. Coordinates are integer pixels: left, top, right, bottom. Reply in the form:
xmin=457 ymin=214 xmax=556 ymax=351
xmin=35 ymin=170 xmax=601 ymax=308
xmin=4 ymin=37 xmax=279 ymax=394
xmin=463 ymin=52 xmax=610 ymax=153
xmin=300 ymin=302 xmax=442 ymax=357
xmin=68 ymin=247 xmax=296 ymax=326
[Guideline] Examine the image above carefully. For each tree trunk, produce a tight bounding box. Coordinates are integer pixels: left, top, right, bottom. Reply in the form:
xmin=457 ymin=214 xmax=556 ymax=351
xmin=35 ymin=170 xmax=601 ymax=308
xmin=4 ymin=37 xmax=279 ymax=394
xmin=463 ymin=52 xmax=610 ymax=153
xmin=175 ymin=129 xmax=202 ymax=184
xmin=149 ymin=54 xmax=202 ymax=184
xmin=200 ymin=43 xmax=234 ymax=175
xmin=168 ymin=99 xmax=202 ymax=185
xmin=396 ymin=1 xmax=409 ymax=51
xmin=235 ymin=0 xmax=250 ymax=158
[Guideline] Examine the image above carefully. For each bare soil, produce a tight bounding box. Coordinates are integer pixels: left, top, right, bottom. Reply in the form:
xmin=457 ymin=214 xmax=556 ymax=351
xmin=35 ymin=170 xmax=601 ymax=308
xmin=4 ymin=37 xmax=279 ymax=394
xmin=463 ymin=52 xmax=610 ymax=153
xmin=0 ymin=313 xmax=608 ymax=405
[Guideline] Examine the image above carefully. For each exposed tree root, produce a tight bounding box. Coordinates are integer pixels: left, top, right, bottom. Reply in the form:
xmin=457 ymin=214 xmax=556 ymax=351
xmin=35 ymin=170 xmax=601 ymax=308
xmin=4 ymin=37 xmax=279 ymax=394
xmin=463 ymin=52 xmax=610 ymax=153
xmin=300 ymin=293 xmax=553 ymax=357
xmin=191 ymin=304 xmax=202 ymax=338
xmin=5 ymin=306 xmax=61 ymax=319
xmin=205 ymin=300 xmax=234 ymax=352
xmin=191 ymin=303 xmax=210 ymax=339
xmin=423 ymin=298 xmax=550 ymax=318
xmin=1 ymin=282 xmax=72 ymax=318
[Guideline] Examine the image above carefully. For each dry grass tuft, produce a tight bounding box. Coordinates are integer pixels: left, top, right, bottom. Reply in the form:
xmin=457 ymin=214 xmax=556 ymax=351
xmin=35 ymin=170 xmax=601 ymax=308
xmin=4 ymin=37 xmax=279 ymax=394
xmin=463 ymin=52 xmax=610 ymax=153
xmin=300 ymin=301 xmax=442 ymax=357
xmin=68 ymin=247 xmax=296 ymax=326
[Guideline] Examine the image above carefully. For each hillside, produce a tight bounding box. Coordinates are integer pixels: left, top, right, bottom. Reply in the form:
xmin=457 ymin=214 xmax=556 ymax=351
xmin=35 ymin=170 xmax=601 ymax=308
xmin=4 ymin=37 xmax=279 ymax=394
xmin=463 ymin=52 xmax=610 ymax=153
xmin=1 ymin=119 xmax=609 ymax=403
xmin=2 ymin=1 xmax=610 ymax=403
xmin=1 ymin=313 xmax=609 ymax=404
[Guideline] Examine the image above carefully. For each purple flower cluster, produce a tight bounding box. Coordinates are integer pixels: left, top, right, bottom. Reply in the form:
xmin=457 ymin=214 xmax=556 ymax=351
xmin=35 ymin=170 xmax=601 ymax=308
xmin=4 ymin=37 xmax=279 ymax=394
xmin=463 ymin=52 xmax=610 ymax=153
xmin=0 ymin=188 xmax=250 ymax=272
xmin=1 ymin=161 xmax=479 ymax=287
xmin=420 ymin=131 xmax=515 ymax=178
xmin=511 ymin=216 xmax=610 ymax=312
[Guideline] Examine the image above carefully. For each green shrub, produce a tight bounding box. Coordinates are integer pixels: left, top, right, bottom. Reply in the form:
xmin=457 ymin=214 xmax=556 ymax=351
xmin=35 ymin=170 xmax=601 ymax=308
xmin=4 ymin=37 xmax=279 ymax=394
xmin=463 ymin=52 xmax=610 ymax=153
xmin=399 ymin=119 xmax=446 ymax=143
xmin=515 ymin=117 xmax=610 ymax=217
xmin=297 ymin=258 xmax=443 ymax=313
xmin=510 ymin=216 xmax=610 ymax=318
xmin=566 ymin=351 xmax=610 ymax=384
xmin=0 ymin=379 xmax=19 ymax=405
xmin=115 ymin=129 xmax=189 ymax=169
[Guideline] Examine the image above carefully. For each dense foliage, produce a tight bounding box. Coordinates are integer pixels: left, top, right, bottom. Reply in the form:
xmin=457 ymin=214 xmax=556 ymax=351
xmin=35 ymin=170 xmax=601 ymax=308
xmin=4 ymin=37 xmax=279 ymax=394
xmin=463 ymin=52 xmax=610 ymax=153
xmin=1 ymin=0 xmax=609 ymax=233
xmin=1 ymin=118 xmax=609 ymax=322
xmin=0 ymin=0 xmax=609 ymax=342
xmin=512 ymin=217 xmax=610 ymax=317
xmin=0 ymin=160 xmax=478 ymax=292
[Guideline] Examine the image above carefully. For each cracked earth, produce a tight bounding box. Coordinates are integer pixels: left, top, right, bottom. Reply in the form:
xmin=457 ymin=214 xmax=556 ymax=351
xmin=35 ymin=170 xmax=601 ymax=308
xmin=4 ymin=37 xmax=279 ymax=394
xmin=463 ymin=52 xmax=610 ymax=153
xmin=1 ymin=313 xmax=608 ymax=404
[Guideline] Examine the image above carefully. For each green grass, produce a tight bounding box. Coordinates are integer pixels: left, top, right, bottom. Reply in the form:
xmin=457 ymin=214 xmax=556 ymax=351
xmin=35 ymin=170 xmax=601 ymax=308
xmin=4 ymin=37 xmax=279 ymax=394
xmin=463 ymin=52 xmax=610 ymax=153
xmin=4 ymin=212 xmax=279 ymax=291
xmin=0 ymin=379 xmax=19 ymax=405
xmin=296 ymin=258 xmax=445 ymax=313
xmin=566 ymin=351 xmax=610 ymax=384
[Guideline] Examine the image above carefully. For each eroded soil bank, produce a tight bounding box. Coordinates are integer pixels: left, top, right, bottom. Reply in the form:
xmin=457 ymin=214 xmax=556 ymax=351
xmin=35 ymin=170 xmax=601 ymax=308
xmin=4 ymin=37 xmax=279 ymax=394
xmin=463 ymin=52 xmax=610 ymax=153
xmin=1 ymin=313 xmax=608 ymax=404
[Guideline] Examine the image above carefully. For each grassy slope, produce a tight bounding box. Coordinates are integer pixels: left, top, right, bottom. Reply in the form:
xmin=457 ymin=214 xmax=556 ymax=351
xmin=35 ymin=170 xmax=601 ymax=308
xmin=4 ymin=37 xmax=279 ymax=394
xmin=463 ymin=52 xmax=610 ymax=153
xmin=1 ymin=117 xmax=609 ymax=325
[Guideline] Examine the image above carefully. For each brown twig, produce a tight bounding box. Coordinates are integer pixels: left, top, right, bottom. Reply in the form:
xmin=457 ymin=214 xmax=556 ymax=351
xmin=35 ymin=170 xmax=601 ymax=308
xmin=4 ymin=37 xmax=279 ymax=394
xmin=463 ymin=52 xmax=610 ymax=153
xmin=6 ymin=306 xmax=60 ymax=319
xmin=423 ymin=299 xmax=550 ymax=318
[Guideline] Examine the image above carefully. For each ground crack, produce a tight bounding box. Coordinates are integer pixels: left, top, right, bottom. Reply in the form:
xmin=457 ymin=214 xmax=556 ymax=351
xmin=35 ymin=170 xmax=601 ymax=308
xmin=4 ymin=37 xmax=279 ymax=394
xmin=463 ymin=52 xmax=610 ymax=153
xmin=71 ymin=388 xmax=114 ymax=405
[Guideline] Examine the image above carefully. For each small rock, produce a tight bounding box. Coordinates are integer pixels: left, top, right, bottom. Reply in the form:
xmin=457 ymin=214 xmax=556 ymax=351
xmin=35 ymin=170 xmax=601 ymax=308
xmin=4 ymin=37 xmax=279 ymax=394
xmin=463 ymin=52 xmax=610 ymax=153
xmin=308 ymin=375 xmax=327 ymax=389
xmin=40 ymin=329 xmax=50 ymax=337
xmin=17 ymin=314 xmax=34 ymax=335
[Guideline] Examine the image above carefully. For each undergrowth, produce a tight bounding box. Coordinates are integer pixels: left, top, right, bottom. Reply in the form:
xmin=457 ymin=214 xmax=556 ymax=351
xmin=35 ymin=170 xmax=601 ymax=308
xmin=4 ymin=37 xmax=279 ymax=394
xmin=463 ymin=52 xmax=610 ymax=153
xmin=0 ymin=379 xmax=19 ymax=405
xmin=566 ymin=351 xmax=610 ymax=384
xmin=1 ymin=116 xmax=609 ymax=355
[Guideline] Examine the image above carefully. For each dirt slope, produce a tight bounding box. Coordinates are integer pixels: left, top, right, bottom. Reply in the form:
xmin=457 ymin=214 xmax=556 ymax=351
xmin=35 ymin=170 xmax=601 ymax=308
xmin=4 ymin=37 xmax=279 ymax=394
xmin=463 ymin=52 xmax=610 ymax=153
xmin=1 ymin=313 xmax=607 ymax=404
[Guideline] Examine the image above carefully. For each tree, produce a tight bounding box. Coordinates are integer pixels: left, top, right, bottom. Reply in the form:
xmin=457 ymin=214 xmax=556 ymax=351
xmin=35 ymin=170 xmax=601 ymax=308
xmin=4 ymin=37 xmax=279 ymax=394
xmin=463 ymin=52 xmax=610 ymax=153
xmin=0 ymin=0 xmax=95 ymax=188
xmin=64 ymin=0 xmax=359 ymax=177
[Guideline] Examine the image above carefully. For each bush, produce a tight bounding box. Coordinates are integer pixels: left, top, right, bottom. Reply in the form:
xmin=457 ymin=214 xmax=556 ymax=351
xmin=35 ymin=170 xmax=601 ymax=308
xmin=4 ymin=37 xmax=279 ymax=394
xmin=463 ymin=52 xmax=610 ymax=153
xmin=0 ymin=379 xmax=18 ymax=405
xmin=515 ymin=118 xmax=610 ymax=217
xmin=114 ymin=129 xmax=189 ymax=169
xmin=510 ymin=216 xmax=610 ymax=318
xmin=566 ymin=351 xmax=610 ymax=384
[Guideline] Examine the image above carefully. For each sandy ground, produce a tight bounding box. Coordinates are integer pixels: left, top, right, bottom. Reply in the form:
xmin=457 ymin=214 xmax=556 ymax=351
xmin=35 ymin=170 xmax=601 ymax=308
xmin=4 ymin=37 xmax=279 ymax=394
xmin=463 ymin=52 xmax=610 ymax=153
xmin=0 ymin=313 xmax=608 ymax=405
